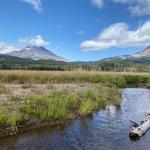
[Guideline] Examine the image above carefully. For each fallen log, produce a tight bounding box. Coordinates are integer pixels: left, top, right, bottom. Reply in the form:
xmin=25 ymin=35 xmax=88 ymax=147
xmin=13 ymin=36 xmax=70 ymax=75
xmin=129 ymin=119 xmax=150 ymax=138
xmin=130 ymin=120 xmax=140 ymax=128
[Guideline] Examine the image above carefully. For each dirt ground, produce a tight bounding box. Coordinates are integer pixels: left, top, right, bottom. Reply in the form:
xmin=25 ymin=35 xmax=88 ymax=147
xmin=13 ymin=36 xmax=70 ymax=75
xmin=0 ymin=83 xmax=99 ymax=104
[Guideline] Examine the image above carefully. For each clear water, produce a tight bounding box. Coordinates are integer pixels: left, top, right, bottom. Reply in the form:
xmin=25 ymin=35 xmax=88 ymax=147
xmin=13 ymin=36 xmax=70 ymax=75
xmin=0 ymin=88 xmax=150 ymax=150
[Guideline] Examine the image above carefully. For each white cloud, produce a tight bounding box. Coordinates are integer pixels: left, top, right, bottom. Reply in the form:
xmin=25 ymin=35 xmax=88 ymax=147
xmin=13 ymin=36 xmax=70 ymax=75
xmin=113 ymin=0 xmax=150 ymax=16
xmin=21 ymin=0 xmax=43 ymax=13
xmin=19 ymin=35 xmax=50 ymax=46
xmin=77 ymin=30 xmax=85 ymax=35
xmin=0 ymin=35 xmax=49 ymax=54
xmin=80 ymin=21 xmax=150 ymax=51
xmin=91 ymin=0 xmax=104 ymax=8
xmin=90 ymin=0 xmax=150 ymax=16
xmin=0 ymin=42 xmax=20 ymax=54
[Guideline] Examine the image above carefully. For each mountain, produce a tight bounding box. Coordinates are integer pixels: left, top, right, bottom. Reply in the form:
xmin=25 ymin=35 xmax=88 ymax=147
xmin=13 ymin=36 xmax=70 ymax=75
xmin=96 ymin=46 xmax=150 ymax=64
xmin=133 ymin=46 xmax=150 ymax=58
xmin=0 ymin=54 xmax=68 ymax=70
xmin=99 ymin=55 xmax=131 ymax=62
xmin=0 ymin=45 xmax=149 ymax=72
xmin=7 ymin=45 xmax=66 ymax=61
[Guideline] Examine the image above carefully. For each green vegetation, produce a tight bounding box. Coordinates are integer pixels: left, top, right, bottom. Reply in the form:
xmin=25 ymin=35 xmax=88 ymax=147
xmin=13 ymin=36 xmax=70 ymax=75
xmin=0 ymin=71 xmax=149 ymax=88
xmin=0 ymin=70 xmax=149 ymax=137
xmin=0 ymin=111 xmax=22 ymax=126
xmin=147 ymin=80 xmax=150 ymax=89
xmin=0 ymin=85 xmax=121 ymax=136
xmin=0 ymin=84 xmax=10 ymax=94
xmin=0 ymin=112 xmax=7 ymax=124
xmin=21 ymin=87 xmax=120 ymax=121
xmin=0 ymin=54 xmax=150 ymax=72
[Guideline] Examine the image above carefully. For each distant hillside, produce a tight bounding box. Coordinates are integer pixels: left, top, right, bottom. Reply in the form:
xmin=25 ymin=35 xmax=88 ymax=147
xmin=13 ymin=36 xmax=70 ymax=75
xmin=0 ymin=54 xmax=150 ymax=72
xmin=0 ymin=45 xmax=150 ymax=72
xmin=97 ymin=56 xmax=150 ymax=65
xmin=133 ymin=46 xmax=150 ymax=58
xmin=0 ymin=54 xmax=68 ymax=70
xmin=95 ymin=45 xmax=150 ymax=65
xmin=7 ymin=45 xmax=66 ymax=62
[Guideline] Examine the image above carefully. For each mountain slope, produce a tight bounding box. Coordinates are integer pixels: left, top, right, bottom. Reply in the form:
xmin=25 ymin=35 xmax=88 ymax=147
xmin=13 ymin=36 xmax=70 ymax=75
xmin=0 ymin=53 xmax=150 ymax=72
xmin=0 ymin=45 xmax=149 ymax=72
xmin=133 ymin=46 xmax=150 ymax=58
xmin=94 ymin=46 xmax=150 ymax=64
xmin=7 ymin=45 xmax=66 ymax=61
xmin=95 ymin=57 xmax=150 ymax=65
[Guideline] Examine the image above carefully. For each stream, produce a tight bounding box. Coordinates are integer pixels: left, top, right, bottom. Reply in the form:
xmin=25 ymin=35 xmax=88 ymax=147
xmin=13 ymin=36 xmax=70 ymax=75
xmin=0 ymin=88 xmax=150 ymax=150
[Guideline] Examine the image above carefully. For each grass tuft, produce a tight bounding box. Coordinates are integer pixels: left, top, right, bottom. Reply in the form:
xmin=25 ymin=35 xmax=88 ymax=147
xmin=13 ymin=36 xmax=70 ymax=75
xmin=0 ymin=84 xmax=10 ymax=94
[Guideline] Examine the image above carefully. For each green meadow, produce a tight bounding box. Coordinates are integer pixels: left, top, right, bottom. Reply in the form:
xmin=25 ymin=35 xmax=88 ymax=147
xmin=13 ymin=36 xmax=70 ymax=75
xmin=0 ymin=70 xmax=150 ymax=137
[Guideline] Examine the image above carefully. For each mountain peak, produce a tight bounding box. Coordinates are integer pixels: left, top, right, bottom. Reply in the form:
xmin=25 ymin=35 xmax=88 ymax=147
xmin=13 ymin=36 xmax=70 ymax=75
xmin=133 ymin=45 xmax=150 ymax=58
xmin=145 ymin=45 xmax=150 ymax=49
xmin=23 ymin=45 xmax=49 ymax=51
xmin=24 ymin=45 xmax=40 ymax=49
xmin=7 ymin=45 xmax=66 ymax=61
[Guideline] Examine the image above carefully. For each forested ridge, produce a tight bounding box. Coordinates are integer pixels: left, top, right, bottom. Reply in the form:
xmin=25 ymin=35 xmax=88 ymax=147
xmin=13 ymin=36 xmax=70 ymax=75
xmin=0 ymin=54 xmax=150 ymax=72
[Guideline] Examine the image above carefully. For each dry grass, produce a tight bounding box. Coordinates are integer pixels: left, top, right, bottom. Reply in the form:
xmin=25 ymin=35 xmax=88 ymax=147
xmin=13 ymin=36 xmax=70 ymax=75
xmin=0 ymin=70 xmax=149 ymax=136
xmin=1 ymin=70 xmax=150 ymax=76
xmin=0 ymin=70 xmax=149 ymax=85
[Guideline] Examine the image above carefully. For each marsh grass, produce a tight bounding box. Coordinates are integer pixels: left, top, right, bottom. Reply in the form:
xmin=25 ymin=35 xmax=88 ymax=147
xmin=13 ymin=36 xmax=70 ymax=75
xmin=0 ymin=71 xmax=149 ymax=88
xmin=0 ymin=70 xmax=148 ymax=136
xmin=0 ymin=111 xmax=23 ymax=127
xmin=0 ymin=83 xmax=121 ymax=136
xmin=20 ymin=87 xmax=121 ymax=122
xmin=22 ymin=91 xmax=78 ymax=121
xmin=0 ymin=111 xmax=7 ymax=124
xmin=7 ymin=112 xmax=22 ymax=126
xmin=0 ymin=84 xmax=11 ymax=94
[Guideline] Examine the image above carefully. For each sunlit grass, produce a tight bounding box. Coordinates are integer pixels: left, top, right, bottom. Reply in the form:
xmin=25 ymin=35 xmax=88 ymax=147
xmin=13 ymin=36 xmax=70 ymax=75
xmin=0 ymin=70 xmax=149 ymax=88
xmin=20 ymin=87 xmax=121 ymax=121
xmin=0 ymin=70 xmax=149 ymax=136
xmin=0 ymin=86 xmax=119 ymax=126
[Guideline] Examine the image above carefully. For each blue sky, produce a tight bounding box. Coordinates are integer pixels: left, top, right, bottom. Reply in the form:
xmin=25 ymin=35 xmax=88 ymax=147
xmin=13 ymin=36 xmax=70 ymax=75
xmin=0 ymin=0 xmax=150 ymax=61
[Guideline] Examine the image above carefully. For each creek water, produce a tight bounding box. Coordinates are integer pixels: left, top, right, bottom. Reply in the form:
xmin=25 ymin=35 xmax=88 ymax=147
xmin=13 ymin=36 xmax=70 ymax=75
xmin=0 ymin=88 xmax=150 ymax=150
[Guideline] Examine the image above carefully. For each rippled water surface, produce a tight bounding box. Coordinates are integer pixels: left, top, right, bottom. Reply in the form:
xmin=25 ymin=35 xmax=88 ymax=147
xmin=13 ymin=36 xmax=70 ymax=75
xmin=0 ymin=88 xmax=150 ymax=150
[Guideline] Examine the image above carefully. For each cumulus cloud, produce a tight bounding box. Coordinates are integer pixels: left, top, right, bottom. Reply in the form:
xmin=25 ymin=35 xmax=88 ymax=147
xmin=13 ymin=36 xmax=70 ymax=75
xmin=19 ymin=35 xmax=50 ymax=46
xmin=80 ymin=21 xmax=150 ymax=51
xmin=0 ymin=35 xmax=50 ymax=54
xmin=0 ymin=42 xmax=20 ymax=54
xmin=21 ymin=0 xmax=43 ymax=13
xmin=91 ymin=0 xmax=104 ymax=8
xmin=90 ymin=0 xmax=150 ymax=16
xmin=113 ymin=0 xmax=150 ymax=16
